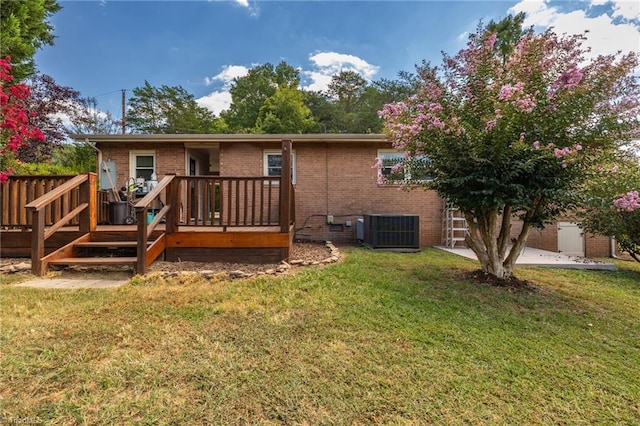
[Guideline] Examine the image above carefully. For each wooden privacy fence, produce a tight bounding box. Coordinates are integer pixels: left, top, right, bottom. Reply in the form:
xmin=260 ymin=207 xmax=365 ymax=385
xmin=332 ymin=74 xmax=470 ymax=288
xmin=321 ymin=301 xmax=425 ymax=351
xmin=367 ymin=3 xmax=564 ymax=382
xmin=0 ymin=175 xmax=110 ymax=228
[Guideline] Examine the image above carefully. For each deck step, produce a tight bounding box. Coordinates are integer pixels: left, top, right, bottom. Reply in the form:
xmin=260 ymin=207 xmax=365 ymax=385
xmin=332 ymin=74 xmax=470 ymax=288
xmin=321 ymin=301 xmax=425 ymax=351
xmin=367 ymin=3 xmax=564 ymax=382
xmin=75 ymin=241 xmax=149 ymax=248
xmin=48 ymin=257 xmax=137 ymax=266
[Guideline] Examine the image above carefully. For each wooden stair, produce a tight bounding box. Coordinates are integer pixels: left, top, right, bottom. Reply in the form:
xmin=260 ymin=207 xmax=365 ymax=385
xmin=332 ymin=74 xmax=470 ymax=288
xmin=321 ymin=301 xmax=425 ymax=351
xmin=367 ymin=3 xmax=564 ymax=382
xmin=42 ymin=231 xmax=162 ymax=274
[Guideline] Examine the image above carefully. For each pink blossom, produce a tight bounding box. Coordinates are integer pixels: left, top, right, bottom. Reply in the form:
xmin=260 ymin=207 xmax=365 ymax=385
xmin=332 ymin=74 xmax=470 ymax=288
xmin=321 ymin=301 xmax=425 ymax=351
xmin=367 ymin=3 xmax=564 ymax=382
xmin=533 ymin=141 xmax=540 ymax=149
xmin=487 ymin=33 xmax=497 ymax=51
xmin=613 ymin=191 xmax=640 ymax=212
xmin=498 ymin=84 xmax=518 ymax=101
xmin=574 ymin=144 xmax=582 ymax=151
xmin=515 ymin=95 xmax=536 ymax=114
xmin=485 ymin=119 xmax=497 ymax=130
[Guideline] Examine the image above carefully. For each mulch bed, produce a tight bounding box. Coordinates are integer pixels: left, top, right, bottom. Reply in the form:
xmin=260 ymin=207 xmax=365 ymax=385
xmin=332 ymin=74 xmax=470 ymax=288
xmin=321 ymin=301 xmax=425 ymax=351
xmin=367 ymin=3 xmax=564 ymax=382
xmin=466 ymin=269 xmax=536 ymax=292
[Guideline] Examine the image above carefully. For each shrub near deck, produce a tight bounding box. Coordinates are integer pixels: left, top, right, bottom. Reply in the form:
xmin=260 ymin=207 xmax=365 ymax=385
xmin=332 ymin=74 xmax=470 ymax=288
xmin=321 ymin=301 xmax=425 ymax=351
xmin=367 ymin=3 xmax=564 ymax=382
xmin=1 ymin=248 xmax=639 ymax=424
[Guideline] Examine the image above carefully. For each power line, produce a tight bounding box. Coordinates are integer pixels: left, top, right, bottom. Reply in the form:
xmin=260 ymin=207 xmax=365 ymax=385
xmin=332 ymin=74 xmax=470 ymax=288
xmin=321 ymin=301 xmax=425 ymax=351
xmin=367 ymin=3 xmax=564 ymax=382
xmin=90 ymin=89 xmax=126 ymax=99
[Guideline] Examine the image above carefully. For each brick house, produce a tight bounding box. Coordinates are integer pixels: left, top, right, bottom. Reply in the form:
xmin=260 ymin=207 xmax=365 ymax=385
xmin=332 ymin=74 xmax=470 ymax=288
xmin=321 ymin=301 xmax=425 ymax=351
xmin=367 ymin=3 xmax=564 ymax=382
xmin=74 ymin=133 xmax=614 ymax=258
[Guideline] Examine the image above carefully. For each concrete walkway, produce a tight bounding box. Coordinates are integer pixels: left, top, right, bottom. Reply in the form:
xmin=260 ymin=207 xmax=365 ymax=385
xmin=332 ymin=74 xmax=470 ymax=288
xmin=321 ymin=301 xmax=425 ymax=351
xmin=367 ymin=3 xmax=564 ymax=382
xmin=14 ymin=277 xmax=130 ymax=289
xmin=438 ymin=246 xmax=617 ymax=271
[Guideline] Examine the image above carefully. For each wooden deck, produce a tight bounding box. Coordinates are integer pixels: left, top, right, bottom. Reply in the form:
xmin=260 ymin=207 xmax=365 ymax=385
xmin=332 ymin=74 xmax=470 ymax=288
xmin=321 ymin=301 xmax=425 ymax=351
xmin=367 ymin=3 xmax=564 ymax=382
xmin=0 ymin=140 xmax=296 ymax=275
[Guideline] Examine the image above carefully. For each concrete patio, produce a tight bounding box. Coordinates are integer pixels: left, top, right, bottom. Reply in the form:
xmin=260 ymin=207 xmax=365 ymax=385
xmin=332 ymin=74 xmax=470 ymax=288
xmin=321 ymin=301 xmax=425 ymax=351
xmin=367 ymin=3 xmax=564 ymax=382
xmin=438 ymin=246 xmax=617 ymax=271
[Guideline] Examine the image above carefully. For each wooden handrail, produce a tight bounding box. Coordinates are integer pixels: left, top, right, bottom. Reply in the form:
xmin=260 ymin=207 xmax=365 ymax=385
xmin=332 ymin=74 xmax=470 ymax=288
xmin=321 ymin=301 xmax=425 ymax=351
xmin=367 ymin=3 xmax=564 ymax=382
xmin=25 ymin=172 xmax=97 ymax=275
xmin=133 ymin=174 xmax=174 ymax=209
xmin=135 ymin=174 xmax=175 ymax=274
xmin=43 ymin=203 xmax=88 ymax=240
xmin=25 ymin=174 xmax=88 ymax=211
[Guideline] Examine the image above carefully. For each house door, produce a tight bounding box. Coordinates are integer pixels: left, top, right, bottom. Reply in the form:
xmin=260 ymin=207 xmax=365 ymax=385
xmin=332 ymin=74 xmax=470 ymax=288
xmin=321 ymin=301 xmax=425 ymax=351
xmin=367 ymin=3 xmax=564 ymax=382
xmin=558 ymin=222 xmax=584 ymax=256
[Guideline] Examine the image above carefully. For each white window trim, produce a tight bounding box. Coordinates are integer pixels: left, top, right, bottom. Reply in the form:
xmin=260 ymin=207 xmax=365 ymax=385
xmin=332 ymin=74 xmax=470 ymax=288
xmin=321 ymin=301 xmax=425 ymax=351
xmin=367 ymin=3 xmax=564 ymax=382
xmin=129 ymin=150 xmax=156 ymax=182
xmin=263 ymin=149 xmax=296 ymax=184
xmin=377 ymin=149 xmax=432 ymax=184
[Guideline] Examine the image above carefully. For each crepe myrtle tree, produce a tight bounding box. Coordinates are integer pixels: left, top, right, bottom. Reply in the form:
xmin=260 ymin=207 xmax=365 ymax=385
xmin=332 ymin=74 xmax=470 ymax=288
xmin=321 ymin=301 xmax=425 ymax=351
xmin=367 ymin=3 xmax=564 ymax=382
xmin=579 ymin=153 xmax=640 ymax=262
xmin=0 ymin=56 xmax=44 ymax=182
xmin=378 ymin=19 xmax=640 ymax=279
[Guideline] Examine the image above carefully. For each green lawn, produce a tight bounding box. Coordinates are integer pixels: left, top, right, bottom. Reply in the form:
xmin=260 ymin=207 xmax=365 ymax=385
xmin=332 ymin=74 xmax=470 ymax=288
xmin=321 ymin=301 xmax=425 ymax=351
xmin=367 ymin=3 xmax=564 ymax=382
xmin=2 ymin=248 xmax=639 ymax=425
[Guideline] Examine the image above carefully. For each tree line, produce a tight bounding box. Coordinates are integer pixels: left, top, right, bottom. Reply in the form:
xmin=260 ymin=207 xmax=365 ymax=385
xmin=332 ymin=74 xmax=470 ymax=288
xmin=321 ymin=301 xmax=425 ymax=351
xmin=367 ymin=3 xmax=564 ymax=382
xmin=125 ymin=64 xmax=417 ymax=135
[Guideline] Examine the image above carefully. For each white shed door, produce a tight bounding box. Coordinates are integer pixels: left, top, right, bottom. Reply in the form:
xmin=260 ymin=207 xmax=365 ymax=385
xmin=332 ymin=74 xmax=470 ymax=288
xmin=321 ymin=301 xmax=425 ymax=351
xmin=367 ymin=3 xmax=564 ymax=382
xmin=558 ymin=222 xmax=584 ymax=256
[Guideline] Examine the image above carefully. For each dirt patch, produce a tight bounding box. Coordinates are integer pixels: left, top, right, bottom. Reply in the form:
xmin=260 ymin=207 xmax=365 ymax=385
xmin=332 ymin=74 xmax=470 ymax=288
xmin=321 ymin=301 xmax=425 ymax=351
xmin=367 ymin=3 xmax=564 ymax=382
xmin=147 ymin=242 xmax=336 ymax=276
xmin=466 ymin=269 xmax=536 ymax=292
xmin=1 ymin=242 xmax=339 ymax=280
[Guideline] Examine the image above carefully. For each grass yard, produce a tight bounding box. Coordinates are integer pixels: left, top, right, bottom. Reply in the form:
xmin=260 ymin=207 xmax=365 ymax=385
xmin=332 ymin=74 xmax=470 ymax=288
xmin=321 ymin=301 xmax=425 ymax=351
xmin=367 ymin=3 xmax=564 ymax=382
xmin=1 ymin=247 xmax=639 ymax=425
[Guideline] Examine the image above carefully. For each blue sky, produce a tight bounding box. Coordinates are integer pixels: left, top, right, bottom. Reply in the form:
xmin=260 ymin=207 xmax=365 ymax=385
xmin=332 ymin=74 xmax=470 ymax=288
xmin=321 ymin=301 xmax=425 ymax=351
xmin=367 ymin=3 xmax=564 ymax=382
xmin=34 ymin=0 xmax=639 ymax=120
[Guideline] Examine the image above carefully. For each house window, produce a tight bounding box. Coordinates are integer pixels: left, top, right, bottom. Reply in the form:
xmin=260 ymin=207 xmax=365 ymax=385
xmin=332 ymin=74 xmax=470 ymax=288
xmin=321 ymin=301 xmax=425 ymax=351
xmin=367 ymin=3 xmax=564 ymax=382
xmin=377 ymin=149 xmax=432 ymax=183
xmin=129 ymin=151 xmax=156 ymax=181
xmin=263 ymin=150 xmax=296 ymax=184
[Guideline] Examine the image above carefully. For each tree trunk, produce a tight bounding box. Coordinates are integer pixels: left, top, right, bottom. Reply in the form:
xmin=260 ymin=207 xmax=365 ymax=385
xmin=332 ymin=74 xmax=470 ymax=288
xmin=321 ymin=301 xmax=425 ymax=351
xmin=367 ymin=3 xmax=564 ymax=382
xmin=464 ymin=206 xmax=531 ymax=280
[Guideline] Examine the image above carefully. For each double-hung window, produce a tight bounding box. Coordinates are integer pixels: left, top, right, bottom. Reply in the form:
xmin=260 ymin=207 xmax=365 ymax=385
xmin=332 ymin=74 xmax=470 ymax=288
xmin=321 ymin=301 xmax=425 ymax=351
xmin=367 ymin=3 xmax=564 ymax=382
xmin=263 ymin=150 xmax=296 ymax=184
xmin=377 ymin=149 xmax=432 ymax=184
xmin=130 ymin=151 xmax=156 ymax=181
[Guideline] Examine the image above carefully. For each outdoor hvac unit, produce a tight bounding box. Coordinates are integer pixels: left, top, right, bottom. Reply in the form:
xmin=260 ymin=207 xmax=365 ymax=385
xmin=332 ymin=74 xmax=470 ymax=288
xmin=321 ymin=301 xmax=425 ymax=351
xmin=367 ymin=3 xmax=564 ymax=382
xmin=360 ymin=214 xmax=420 ymax=249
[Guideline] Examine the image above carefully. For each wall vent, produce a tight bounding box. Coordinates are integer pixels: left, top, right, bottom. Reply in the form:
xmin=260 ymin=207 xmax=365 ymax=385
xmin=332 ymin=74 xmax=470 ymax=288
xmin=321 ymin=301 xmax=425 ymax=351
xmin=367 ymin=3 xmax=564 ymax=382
xmin=362 ymin=214 xmax=420 ymax=249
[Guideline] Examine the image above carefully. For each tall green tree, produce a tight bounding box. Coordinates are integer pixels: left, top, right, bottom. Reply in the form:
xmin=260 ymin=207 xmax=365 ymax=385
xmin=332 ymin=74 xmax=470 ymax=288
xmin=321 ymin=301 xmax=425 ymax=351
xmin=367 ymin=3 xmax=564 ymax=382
xmin=222 ymin=61 xmax=299 ymax=132
xmin=127 ymin=81 xmax=224 ymax=134
xmin=0 ymin=0 xmax=60 ymax=80
xmin=255 ymin=86 xmax=316 ymax=134
xmin=379 ymin=16 xmax=640 ymax=279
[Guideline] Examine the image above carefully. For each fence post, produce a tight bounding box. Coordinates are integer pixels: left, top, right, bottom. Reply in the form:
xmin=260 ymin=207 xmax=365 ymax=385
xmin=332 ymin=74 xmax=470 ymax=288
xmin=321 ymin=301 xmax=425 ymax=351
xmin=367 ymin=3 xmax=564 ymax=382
xmin=279 ymin=139 xmax=292 ymax=233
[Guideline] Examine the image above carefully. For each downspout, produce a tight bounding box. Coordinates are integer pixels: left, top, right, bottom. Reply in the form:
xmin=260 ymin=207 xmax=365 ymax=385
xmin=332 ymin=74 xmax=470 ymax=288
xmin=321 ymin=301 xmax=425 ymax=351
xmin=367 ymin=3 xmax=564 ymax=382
xmin=611 ymin=237 xmax=619 ymax=259
xmin=83 ymin=138 xmax=102 ymax=177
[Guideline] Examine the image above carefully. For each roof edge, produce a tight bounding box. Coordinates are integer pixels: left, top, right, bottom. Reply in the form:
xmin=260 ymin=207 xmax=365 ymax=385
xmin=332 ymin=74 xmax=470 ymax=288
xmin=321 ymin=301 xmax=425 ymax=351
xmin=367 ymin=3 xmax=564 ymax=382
xmin=72 ymin=133 xmax=388 ymax=143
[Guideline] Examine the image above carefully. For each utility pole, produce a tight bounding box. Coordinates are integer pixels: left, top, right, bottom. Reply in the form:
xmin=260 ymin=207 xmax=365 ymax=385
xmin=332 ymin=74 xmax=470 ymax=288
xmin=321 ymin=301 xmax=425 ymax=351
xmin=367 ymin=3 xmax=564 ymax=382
xmin=121 ymin=89 xmax=126 ymax=134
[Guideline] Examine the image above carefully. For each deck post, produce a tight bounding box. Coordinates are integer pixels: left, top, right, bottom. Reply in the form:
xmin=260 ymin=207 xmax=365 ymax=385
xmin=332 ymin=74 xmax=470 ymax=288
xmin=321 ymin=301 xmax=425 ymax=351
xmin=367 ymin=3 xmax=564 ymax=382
xmin=136 ymin=206 xmax=148 ymax=274
xmin=79 ymin=172 xmax=97 ymax=233
xmin=166 ymin=173 xmax=178 ymax=234
xmin=279 ymin=139 xmax=292 ymax=233
xmin=29 ymin=207 xmax=45 ymax=276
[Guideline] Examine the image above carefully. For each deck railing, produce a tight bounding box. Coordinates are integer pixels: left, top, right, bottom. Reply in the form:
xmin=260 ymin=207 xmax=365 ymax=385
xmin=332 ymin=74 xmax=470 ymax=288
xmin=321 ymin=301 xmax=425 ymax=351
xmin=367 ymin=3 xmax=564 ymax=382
xmin=133 ymin=174 xmax=174 ymax=273
xmin=24 ymin=173 xmax=97 ymax=275
xmin=177 ymin=176 xmax=282 ymax=227
xmin=0 ymin=175 xmax=110 ymax=228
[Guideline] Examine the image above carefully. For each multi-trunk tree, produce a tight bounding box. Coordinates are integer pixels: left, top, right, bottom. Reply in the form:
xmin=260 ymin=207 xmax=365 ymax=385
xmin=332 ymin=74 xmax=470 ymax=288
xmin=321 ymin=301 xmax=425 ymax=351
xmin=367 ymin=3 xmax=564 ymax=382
xmin=379 ymin=16 xmax=640 ymax=279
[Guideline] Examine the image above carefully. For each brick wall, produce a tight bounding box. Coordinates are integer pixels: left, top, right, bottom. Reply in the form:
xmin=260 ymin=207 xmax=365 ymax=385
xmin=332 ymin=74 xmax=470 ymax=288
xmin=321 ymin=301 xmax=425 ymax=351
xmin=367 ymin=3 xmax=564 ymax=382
xmin=221 ymin=141 xmax=444 ymax=245
xmin=99 ymin=142 xmax=186 ymax=188
xmin=516 ymin=218 xmax=612 ymax=258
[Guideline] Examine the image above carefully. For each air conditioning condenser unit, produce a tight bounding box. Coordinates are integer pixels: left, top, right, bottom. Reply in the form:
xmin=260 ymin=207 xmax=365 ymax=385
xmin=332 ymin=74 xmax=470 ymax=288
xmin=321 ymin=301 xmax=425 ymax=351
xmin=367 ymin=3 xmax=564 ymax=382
xmin=361 ymin=214 xmax=419 ymax=250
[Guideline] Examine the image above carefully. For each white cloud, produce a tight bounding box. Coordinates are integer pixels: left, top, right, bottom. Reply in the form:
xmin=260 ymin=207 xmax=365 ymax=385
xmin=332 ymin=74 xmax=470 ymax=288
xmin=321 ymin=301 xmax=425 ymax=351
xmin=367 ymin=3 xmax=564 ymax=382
xmin=198 ymin=65 xmax=249 ymax=115
xmin=610 ymin=0 xmax=639 ymax=21
xmin=204 ymin=65 xmax=249 ymax=86
xmin=509 ymin=0 xmax=640 ymax=59
xmin=196 ymin=91 xmax=233 ymax=116
xmin=457 ymin=31 xmax=469 ymax=42
xmin=303 ymin=51 xmax=380 ymax=92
